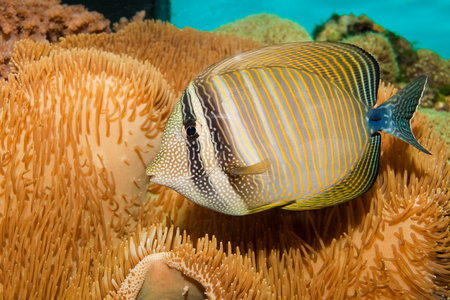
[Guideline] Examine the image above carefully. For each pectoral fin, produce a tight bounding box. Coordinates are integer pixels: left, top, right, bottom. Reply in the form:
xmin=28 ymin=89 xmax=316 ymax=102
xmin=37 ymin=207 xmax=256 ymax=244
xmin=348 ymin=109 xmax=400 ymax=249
xmin=225 ymin=159 xmax=271 ymax=175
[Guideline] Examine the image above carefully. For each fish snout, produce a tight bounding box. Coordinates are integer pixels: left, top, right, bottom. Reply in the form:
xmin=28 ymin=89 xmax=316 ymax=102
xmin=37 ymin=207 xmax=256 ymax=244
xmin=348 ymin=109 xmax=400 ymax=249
xmin=145 ymin=160 xmax=160 ymax=182
xmin=146 ymin=168 xmax=163 ymax=185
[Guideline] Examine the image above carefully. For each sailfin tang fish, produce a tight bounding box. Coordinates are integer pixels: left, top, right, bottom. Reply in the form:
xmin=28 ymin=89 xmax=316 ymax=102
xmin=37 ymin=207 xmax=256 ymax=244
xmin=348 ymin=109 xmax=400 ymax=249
xmin=146 ymin=42 xmax=430 ymax=216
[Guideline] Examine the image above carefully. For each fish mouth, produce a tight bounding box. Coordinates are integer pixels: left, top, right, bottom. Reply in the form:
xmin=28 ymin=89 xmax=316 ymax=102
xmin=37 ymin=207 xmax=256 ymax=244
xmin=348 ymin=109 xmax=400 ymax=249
xmin=147 ymin=173 xmax=169 ymax=187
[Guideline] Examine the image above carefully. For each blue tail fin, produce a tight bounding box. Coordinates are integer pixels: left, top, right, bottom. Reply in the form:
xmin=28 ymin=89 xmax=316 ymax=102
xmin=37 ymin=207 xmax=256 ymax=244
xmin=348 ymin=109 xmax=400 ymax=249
xmin=369 ymin=75 xmax=431 ymax=154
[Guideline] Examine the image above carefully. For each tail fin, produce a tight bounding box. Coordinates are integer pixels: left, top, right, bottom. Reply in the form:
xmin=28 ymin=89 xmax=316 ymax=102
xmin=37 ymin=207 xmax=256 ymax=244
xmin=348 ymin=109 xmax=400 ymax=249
xmin=371 ymin=75 xmax=431 ymax=154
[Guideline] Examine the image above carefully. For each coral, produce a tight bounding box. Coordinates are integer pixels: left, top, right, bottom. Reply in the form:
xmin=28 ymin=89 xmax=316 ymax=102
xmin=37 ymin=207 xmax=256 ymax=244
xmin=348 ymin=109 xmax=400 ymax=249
xmin=314 ymin=14 xmax=385 ymax=42
xmin=112 ymin=10 xmax=146 ymax=32
xmin=1 ymin=20 xmax=450 ymax=300
xmin=376 ymin=80 xmax=398 ymax=106
xmin=420 ymin=108 xmax=450 ymax=146
xmin=405 ymin=50 xmax=450 ymax=112
xmin=213 ymin=13 xmax=312 ymax=45
xmin=343 ymin=33 xmax=399 ymax=82
xmin=0 ymin=0 xmax=110 ymax=79
xmin=388 ymin=48 xmax=450 ymax=111
xmin=383 ymin=31 xmax=418 ymax=82
xmin=0 ymin=20 xmax=262 ymax=299
xmin=406 ymin=49 xmax=450 ymax=92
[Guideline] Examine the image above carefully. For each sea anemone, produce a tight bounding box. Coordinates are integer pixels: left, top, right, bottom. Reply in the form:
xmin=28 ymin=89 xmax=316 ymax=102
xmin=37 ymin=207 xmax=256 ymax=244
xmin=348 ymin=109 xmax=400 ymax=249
xmin=0 ymin=43 xmax=175 ymax=299
xmin=13 ymin=20 xmax=262 ymax=94
xmin=108 ymin=224 xmax=271 ymax=299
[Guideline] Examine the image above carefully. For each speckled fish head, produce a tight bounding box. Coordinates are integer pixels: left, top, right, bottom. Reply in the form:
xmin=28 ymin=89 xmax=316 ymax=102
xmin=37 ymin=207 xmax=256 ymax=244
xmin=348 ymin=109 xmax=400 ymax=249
xmin=146 ymin=99 xmax=192 ymax=190
xmin=147 ymin=86 xmax=219 ymax=188
xmin=146 ymin=84 xmax=233 ymax=210
xmin=147 ymin=82 xmax=259 ymax=216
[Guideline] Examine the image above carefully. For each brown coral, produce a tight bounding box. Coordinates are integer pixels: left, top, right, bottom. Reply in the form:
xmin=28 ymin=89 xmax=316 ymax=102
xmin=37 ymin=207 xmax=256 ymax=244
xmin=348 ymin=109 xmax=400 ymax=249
xmin=314 ymin=14 xmax=385 ymax=42
xmin=406 ymin=49 xmax=450 ymax=90
xmin=314 ymin=13 xmax=450 ymax=95
xmin=213 ymin=13 xmax=312 ymax=45
xmin=112 ymin=10 xmax=146 ymax=32
xmin=0 ymin=0 xmax=110 ymax=78
xmin=419 ymin=108 xmax=450 ymax=145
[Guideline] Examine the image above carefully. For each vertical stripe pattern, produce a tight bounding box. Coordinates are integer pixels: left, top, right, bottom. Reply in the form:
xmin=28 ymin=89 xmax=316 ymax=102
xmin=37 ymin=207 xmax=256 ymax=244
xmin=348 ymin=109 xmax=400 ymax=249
xmin=192 ymin=42 xmax=378 ymax=210
xmin=203 ymin=67 xmax=369 ymax=205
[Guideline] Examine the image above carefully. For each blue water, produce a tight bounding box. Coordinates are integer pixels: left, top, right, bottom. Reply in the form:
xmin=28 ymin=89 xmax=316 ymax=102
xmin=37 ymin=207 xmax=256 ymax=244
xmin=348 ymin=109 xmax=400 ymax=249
xmin=171 ymin=0 xmax=450 ymax=59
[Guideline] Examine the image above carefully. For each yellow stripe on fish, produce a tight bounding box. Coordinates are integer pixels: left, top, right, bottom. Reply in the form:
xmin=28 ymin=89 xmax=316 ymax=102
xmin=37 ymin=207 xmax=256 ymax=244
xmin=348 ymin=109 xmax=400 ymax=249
xmin=146 ymin=42 xmax=430 ymax=216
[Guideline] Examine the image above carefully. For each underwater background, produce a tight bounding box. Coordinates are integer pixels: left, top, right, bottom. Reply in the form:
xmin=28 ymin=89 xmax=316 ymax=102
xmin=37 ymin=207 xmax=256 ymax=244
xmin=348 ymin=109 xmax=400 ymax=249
xmin=62 ymin=0 xmax=450 ymax=58
xmin=171 ymin=0 xmax=450 ymax=59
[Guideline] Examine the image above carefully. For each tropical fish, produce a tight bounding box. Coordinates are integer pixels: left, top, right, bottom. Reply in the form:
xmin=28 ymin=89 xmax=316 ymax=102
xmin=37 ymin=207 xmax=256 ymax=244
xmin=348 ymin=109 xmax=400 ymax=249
xmin=146 ymin=42 xmax=430 ymax=216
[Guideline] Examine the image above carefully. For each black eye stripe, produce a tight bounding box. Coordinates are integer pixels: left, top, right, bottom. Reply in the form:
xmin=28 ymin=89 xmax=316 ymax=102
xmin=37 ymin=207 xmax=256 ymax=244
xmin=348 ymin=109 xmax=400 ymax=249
xmin=184 ymin=119 xmax=196 ymax=126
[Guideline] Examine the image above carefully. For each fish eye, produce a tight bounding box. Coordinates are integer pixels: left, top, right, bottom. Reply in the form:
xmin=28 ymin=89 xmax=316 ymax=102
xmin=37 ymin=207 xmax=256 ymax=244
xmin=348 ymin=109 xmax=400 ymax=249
xmin=184 ymin=123 xmax=199 ymax=138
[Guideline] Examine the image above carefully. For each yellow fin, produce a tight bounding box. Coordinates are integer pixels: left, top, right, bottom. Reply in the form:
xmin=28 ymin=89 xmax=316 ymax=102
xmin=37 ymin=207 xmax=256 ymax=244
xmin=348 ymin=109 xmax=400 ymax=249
xmin=226 ymin=159 xmax=271 ymax=175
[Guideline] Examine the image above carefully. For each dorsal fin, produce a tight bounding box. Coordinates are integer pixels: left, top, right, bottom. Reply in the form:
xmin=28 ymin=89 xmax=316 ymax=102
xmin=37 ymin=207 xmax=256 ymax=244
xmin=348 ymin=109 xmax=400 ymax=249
xmin=201 ymin=42 xmax=380 ymax=107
